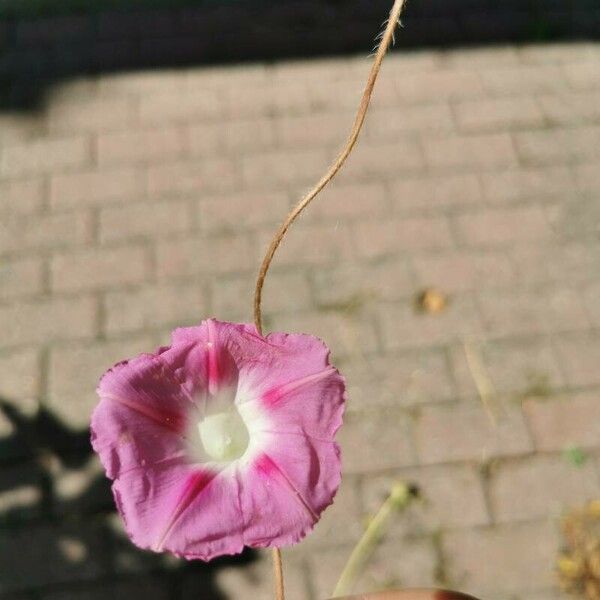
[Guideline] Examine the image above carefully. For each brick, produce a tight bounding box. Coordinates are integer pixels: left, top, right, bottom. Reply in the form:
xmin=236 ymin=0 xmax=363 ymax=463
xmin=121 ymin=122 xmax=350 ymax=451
xmin=156 ymin=234 xmax=254 ymax=280
xmin=353 ymin=216 xmax=453 ymax=259
xmin=413 ymin=251 xmax=514 ymax=292
xmin=99 ymin=199 xmax=191 ymax=243
xmin=362 ymin=464 xmax=489 ymax=537
xmin=510 ymin=242 xmax=598 ymax=285
xmin=255 ymin=270 xmax=312 ymax=316
xmin=0 ymin=297 xmax=96 ymax=349
xmin=0 ymin=179 xmax=44 ymax=215
xmin=538 ymin=92 xmax=600 ymax=125
xmin=0 ymin=257 xmax=44 ymax=300
xmin=565 ymin=61 xmax=600 ymax=90
xmin=0 ymin=212 xmax=91 ymax=256
xmin=186 ymin=63 xmax=269 ymax=89
xmin=364 ymin=349 xmax=455 ymax=409
xmin=343 ymin=139 xmax=425 ymax=179
xmin=199 ymin=190 xmax=288 ymax=233
xmin=103 ymin=284 xmax=207 ymax=335
xmin=0 ymin=464 xmax=42 ymax=520
xmin=312 ymin=260 xmax=413 ymax=307
xmin=276 ymin=112 xmax=353 ymax=148
xmin=96 ymin=127 xmax=186 ymax=165
xmin=256 ymin=223 xmax=353 ymax=267
xmin=228 ymin=81 xmax=312 ymax=118
xmin=480 ymin=64 xmax=567 ymax=95
xmin=450 ymin=337 xmax=565 ymax=401
xmin=454 ymin=206 xmax=551 ymax=247
xmin=50 ymin=167 xmax=144 ymax=210
xmin=415 ymin=402 xmax=532 ymax=464
xmin=1 ymin=136 xmax=89 ymax=176
xmin=310 ymin=537 xmax=436 ymax=599
xmin=390 ymin=173 xmax=482 ymax=211
xmin=574 ymin=162 xmax=600 ymax=192
xmin=301 ymin=182 xmax=389 ymax=222
xmin=520 ymin=43 xmax=600 ymax=64
xmin=210 ymin=274 xmax=254 ymax=322
xmin=139 ymin=89 xmax=223 ymax=123
xmin=515 ymin=126 xmax=600 ymax=165
xmin=524 ymin=392 xmax=600 ymax=451
xmin=0 ymin=349 xmax=40 ymax=399
xmin=309 ymin=79 xmax=374 ymax=113
xmin=554 ymin=333 xmax=600 ymax=387
xmin=480 ymin=166 xmax=574 ymax=204
xmin=444 ymin=46 xmax=520 ymax=67
xmin=337 ymin=407 xmax=415 ymax=473
xmin=396 ymin=69 xmax=486 ymax=102
xmin=423 ymin=133 xmax=518 ymax=169
xmin=0 ymin=523 xmax=107 ymax=593
xmin=454 ymin=97 xmax=544 ymax=131
xmin=242 ymin=149 xmax=329 ymax=190
xmin=490 ymin=454 xmax=600 ymax=523
xmin=365 ymin=103 xmax=455 ymax=140
xmin=377 ymin=296 xmax=484 ymax=351
xmin=48 ymin=336 xmax=154 ymax=428
xmin=269 ymin=311 xmax=379 ymax=358
xmin=51 ymin=246 xmax=149 ymax=292
xmin=546 ymin=196 xmax=600 ymax=238
xmin=442 ymin=522 xmax=559 ymax=596
xmin=53 ymin=458 xmax=111 ymax=515
xmin=584 ymin=282 xmax=600 ymax=328
xmin=43 ymin=578 xmax=171 ymax=600
xmin=147 ymin=159 xmax=238 ymax=197
xmin=478 ymin=287 xmax=589 ymax=337
xmin=48 ymin=97 xmax=133 ymax=132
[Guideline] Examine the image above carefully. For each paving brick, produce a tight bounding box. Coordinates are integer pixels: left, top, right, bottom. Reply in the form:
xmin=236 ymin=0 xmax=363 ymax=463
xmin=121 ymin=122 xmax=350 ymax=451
xmin=199 ymin=190 xmax=289 ymax=233
xmin=395 ymin=69 xmax=486 ymax=103
xmin=139 ymin=89 xmax=223 ymax=123
xmin=228 ymin=81 xmax=312 ymax=118
xmin=442 ymin=521 xmax=559 ymax=596
xmin=0 ymin=348 xmax=40 ymax=400
xmin=309 ymin=536 xmax=437 ymax=598
xmin=538 ymin=91 xmax=600 ymax=125
xmin=257 ymin=223 xmax=354 ymax=267
xmin=147 ymin=159 xmax=238 ymax=197
xmin=276 ymin=112 xmax=354 ymax=148
xmin=489 ymin=454 xmax=600 ymax=523
xmin=47 ymin=97 xmax=133 ymax=132
xmin=390 ymin=173 xmax=483 ymax=211
xmin=156 ymin=234 xmax=255 ymax=280
xmin=353 ymin=216 xmax=453 ymax=259
xmin=99 ymin=199 xmax=191 ymax=243
xmin=450 ymin=337 xmax=565 ymax=402
xmin=480 ymin=64 xmax=568 ymax=95
xmin=415 ymin=402 xmax=532 ymax=464
xmin=103 ymin=283 xmax=207 ymax=336
xmin=1 ymin=136 xmax=90 ymax=176
xmin=242 ymin=149 xmax=329 ymax=190
xmin=454 ymin=97 xmax=544 ymax=131
xmin=0 ymin=297 xmax=96 ymax=349
xmin=454 ymin=205 xmax=551 ymax=247
xmin=480 ymin=166 xmax=574 ymax=204
xmin=413 ymin=251 xmax=515 ymax=292
xmin=378 ymin=296 xmax=484 ymax=351
xmin=0 ymin=257 xmax=44 ymax=300
xmin=515 ymin=126 xmax=600 ymax=165
xmin=96 ymin=127 xmax=186 ymax=166
xmin=0 ymin=179 xmax=44 ymax=216
xmin=51 ymin=246 xmax=149 ymax=292
xmin=0 ymin=212 xmax=92 ymax=256
xmin=366 ymin=103 xmax=455 ymax=140
xmin=574 ymin=161 xmax=600 ymax=192
xmin=564 ymin=61 xmax=600 ymax=90
xmin=523 ymin=392 xmax=600 ymax=451
xmin=546 ymin=195 xmax=600 ymax=238
xmin=48 ymin=336 xmax=154 ymax=428
xmin=362 ymin=464 xmax=489 ymax=538
xmin=423 ymin=133 xmax=518 ymax=169
xmin=554 ymin=333 xmax=600 ymax=387
xmin=478 ymin=286 xmax=590 ymax=337
xmin=50 ymin=167 xmax=144 ymax=210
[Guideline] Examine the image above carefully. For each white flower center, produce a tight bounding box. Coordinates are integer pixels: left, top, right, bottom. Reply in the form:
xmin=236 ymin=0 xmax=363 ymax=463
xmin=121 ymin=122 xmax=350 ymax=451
xmin=197 ymin=410 xmax=250 ymax=462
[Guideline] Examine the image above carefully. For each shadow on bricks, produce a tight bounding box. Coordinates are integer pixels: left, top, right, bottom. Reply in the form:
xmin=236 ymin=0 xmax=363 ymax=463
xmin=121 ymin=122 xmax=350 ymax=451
xmin=0 ymin=396 xmax=258 ymax=599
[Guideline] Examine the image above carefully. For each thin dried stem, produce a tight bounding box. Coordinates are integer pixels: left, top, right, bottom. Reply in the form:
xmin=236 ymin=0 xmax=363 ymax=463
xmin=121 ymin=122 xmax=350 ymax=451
xmin=253 ymin=0 xmax=408 ymax=336
xmin=272 ymin=547 xmax=285 ymax=600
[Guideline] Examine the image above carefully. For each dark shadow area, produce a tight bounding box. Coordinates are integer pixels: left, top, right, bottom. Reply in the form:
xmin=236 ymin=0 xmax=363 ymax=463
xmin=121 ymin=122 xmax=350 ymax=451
xmin=0 ymin=397 xmax=258 ymax=600
xmin=0 ymin=0 xmax=598 ymax=111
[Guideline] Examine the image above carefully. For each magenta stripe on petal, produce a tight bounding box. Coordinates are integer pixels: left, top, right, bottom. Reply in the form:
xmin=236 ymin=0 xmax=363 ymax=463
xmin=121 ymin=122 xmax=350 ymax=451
xmin=101 ymin=392 xmax=185 ymax=434
xmin=154 ymin=469 xmax=217 ymax=551
xmin=255 ymin=453 xmax=318 ymax=521
xmin=262 ymin=367 xmax=337 ymax=407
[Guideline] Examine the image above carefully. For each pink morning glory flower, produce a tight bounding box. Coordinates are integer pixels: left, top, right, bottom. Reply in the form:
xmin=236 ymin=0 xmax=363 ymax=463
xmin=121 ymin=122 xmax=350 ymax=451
xmin=91 ymin=319 xmax=345 ymax=560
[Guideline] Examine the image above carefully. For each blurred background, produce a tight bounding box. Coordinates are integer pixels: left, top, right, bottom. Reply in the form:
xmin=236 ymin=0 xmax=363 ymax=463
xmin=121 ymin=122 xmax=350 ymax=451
xmin=1 ymin=0 xmax=599 ymax=598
